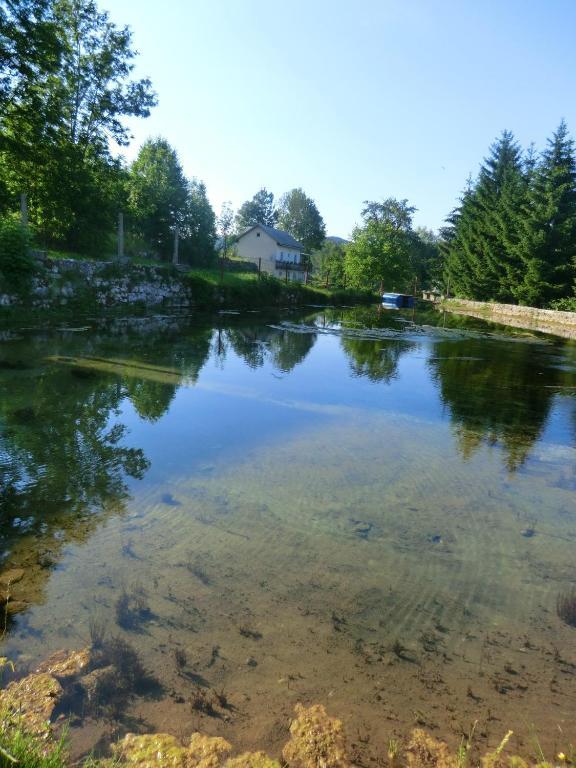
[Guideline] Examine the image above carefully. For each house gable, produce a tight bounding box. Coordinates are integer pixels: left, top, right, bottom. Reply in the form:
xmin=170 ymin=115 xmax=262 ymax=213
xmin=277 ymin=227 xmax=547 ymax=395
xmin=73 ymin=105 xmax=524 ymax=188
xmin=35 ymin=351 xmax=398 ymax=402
xmin=235 ymin=225 xmax=306 ymax=282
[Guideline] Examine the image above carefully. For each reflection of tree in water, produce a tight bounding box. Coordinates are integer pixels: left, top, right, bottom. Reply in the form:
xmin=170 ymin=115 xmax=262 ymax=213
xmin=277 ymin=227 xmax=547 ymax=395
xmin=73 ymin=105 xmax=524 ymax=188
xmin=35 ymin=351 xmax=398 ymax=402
xmin=429 ymin=339 xmax=562 ymax=472
xmin=225 ymin=325 xmax=317 ymax=373
xmin=0 ymin=318 xmax=214 ymax=627
xmin=0 ymin=360 xmax=149 ymax=626
xmin=340 ymin=337 xmax=414 ymax=382
xmin=126 ymin=379 xmax=177 ymax=422
xmin=0 ymin=365 xmax=149 ymax=540
xmin=120 ymin=324 xmax=213 ymax=420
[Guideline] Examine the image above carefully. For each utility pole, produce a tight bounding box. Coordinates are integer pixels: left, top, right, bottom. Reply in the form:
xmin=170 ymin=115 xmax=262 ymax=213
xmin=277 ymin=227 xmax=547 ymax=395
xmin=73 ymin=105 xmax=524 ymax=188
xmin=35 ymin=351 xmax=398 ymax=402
xmin=117 ymin=212 xmax=124 ymax=262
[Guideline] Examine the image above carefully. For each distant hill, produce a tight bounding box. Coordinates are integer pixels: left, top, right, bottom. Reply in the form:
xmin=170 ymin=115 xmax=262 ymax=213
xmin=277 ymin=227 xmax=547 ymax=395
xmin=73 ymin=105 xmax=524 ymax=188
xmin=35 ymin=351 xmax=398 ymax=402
xmin=326 ymin=235 xmax=349 ymax=245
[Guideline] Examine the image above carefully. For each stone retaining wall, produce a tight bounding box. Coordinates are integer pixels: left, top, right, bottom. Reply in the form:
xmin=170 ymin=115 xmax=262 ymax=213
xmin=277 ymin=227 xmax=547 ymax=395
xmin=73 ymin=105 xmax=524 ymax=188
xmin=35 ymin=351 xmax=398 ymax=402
xmin=443 ymin=298 xmax=576 ymax=339
xmin=0 ymin=257 xmax=194 ymax=309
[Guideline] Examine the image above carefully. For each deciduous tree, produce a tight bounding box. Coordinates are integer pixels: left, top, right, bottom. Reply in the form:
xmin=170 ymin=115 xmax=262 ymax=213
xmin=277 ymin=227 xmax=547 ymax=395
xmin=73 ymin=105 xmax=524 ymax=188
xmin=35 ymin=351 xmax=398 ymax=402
xmin=235 ymin=187 xmax=277 ymax=230
xmin=277 ymin=187 xmax=325 ymax=254
xmin=128 ymin=137 xmax=188 ymax=258
xmin=345 ymin=198 xmax=415 ymax=292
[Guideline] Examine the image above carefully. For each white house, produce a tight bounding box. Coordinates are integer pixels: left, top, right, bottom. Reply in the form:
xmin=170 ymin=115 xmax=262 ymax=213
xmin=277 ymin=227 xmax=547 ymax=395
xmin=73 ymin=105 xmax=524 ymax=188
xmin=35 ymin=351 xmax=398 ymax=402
xmin=234 ymin=224 xmax=307 ymax=282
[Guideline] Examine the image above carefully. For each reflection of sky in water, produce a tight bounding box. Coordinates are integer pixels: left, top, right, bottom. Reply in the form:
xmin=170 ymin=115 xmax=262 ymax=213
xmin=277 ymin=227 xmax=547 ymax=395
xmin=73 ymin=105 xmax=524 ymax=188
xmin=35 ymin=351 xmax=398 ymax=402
xmin=1 ymin=307 xmax=576 ymax=757
xmin=115 ymin=312 xmax=576 ymax=498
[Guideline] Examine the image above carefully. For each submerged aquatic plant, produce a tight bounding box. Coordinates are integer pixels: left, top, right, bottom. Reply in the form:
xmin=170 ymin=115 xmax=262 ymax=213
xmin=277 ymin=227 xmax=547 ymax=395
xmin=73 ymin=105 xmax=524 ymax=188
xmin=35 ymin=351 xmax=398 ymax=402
xmin=88 ymin=615 xmax=107 ymax=649
xmin=82 ymin=635 xmax=158 ymax=720
xmin=172 ymin=647 xmax=187 ymax=673
xmin=557 ymin=589 xmax=576 ymax=627
xmin=115 ymin=583 xmax=151 ymax=631
xmin=189 ymin=685 xmax=217 ymax=716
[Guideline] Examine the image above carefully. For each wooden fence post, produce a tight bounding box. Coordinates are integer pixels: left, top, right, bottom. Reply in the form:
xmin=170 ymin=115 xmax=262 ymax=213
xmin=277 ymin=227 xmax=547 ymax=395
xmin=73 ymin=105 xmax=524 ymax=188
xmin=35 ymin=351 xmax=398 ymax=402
xmin=117 ymin=212 xmax=124 ymax=262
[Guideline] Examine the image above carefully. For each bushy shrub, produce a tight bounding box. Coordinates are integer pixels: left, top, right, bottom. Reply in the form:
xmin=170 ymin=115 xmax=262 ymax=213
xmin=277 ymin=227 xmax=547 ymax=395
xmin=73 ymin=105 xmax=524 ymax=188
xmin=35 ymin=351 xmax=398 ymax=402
xmin=0 ymin=216 xmax=35 ymax=293
xmin=548 ymin=297 xmax=576 ymax=312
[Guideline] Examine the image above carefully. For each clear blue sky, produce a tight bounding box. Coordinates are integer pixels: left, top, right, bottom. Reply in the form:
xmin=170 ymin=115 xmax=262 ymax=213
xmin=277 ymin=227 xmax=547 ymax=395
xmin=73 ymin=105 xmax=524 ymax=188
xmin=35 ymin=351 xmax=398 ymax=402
xmin=108 ymin=0 xmax=576 ymax=238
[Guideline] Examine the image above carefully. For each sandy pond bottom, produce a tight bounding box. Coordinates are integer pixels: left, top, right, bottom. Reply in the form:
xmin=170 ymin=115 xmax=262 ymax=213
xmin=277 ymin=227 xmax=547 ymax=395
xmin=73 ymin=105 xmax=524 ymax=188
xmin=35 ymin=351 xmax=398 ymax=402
xmin=1 ymin=308 xmax=576 ymax=763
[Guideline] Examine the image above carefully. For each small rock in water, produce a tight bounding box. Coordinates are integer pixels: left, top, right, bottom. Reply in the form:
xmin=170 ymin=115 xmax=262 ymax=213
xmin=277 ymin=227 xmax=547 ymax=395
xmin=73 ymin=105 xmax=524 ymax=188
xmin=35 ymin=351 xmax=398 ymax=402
xmin=6 ymin=600 xmax=28 ymax=615
xmin=160 ymin=492 xmax=181 ymax=506
xmin=0 ymin=568 xmax=25 ymax=585
xmin=349 ymin=519 xmax=373 ymax=540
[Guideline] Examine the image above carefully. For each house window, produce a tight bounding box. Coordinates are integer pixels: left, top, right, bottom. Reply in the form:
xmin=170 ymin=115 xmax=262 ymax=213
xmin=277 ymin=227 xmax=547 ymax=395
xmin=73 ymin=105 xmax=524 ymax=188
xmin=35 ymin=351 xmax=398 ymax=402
xmin=256 ymin=232 xmax=260 ymax=237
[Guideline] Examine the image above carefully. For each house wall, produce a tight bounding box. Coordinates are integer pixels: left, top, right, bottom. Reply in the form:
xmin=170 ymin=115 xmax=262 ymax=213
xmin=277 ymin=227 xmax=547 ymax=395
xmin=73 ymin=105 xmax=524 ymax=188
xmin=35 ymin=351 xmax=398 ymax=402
xmin=236 ymin=227 xmax=277 ymax=273
xmin=236 ymin=227 xmax=305 ymax=281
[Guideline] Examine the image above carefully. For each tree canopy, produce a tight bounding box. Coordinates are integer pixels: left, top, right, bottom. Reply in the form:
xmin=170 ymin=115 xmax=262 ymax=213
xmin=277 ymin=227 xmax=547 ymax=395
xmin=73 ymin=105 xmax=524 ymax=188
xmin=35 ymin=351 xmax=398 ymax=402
xmin=235 ymin=187 xmax=277 ymax=230
xmin=442 ymin=123 xmax=576 ymax=307
xmin=0 ymin=0 xmax=157 ymax=252
xmin=277 ymin=187 xmax=326 ymax=253
xmin=128 ymin=138 xmax=216 ymax=264
xmin=344 ymin=198 xmax=416 ymax=292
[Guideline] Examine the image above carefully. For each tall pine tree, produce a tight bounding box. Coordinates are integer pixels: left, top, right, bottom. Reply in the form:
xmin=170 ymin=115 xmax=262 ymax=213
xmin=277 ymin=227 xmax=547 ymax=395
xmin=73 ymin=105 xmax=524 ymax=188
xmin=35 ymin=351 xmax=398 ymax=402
xmin=510 ymin=121 xmax=576 ymax=305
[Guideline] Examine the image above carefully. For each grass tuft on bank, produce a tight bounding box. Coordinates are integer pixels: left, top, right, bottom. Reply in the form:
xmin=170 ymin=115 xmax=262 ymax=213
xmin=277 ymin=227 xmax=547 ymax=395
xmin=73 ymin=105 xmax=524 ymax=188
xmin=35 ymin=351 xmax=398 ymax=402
xmin=0 ymin=717 xmax=67 ymax=768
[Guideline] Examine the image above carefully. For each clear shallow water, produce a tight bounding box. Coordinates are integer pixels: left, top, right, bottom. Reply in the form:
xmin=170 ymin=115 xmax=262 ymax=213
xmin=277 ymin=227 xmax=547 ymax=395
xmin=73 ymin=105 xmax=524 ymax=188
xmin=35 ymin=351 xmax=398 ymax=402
xmin=1 ymin=306 xmax=575 ymax=758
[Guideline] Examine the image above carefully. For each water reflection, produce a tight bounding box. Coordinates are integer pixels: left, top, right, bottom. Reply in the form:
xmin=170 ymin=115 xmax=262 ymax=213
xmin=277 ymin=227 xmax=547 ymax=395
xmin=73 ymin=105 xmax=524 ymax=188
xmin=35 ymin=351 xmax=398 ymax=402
xmin=1 ymin=307 xmax=576 ymax=760
xmin=0 ymin=311 xmax=324 ymax=622
xmin=1 ymin=309 xmax=575 ymax=609
xmin=341 ymin=337 xmax=414 ymax=382
xmin=428 ymin=338 xmax=568 ymax=471
xmin=224 ymin=322 xmax=317 ymax=372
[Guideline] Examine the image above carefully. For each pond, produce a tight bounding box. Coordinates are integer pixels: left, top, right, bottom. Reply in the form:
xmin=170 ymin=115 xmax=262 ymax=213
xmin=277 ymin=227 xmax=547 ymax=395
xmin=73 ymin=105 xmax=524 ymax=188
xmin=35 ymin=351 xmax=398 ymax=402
xmin=0 ymin=305 xmax=575 ymax=760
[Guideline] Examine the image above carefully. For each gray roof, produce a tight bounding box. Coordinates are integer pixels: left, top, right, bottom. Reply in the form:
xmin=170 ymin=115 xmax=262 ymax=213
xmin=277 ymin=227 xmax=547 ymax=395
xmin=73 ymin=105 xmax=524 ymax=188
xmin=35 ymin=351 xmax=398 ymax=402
xmin=240 ymin=224 xmax=304 ymax=250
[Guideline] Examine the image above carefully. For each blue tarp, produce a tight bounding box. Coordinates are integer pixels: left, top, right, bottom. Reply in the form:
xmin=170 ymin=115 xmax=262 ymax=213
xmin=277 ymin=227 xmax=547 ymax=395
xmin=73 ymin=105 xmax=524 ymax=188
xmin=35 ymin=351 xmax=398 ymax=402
xmin=382 ymin=293 xmax=415 ymax=308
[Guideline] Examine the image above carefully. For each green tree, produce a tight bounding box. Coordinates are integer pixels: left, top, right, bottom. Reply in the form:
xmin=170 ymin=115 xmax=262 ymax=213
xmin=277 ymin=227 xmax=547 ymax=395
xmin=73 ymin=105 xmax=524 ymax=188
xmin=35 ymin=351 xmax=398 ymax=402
xmin=361 ymin=198 xmax=415 ymax=229
xmin=52 ymin=0 xmax=156 ymax=153
xmin=441 ymin=133 xmax=527 ymax=302
xmin=235 ymin=187 xmax=277 ymax=230
xmin=180 ymin=179 xmax=216 ymax=266
xmin=510 ymin=121 xmax=576 ymax=305
xmin=217 ymin=201 xmax=234 ymax=259
xmin=410 ymin=226 xmax=441 ymax=289
xmin=0 ymin=0 xmax=61 ymax=119
xmin=0 ymin=0 xmax=155 ymax=251
xmin=441 ymin=126 xmax=576 ymax=307
xmin=470 ymin=131 xmax=525 ymax=301
xmin=128 ymin=137 xmax=188 ymax=259
xmin=345 ymin=198 xmax=415 ymax=292
xmin=311 ymin=238 xmax=347 ymax=287
xmin=441 ymin=179 xmax=478 ymax=298
xmin=277 ymin=187 xmax=325 ymax=254
xmin=0 ymin=213 xmax=34 ymax=291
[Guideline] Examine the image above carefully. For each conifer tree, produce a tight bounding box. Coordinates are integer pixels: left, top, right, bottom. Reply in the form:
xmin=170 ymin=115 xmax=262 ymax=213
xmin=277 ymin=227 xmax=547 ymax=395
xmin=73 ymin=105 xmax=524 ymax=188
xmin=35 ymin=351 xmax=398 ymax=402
xmin=466 ymin=131 xmax=524 ymax=300
xmin=442 ymin=133 xmax=527 ymax=302
xmin=510 ymin=120 xmax=576 ymax=305
xmin=441 ymin=181 xmax=480 ymax=299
